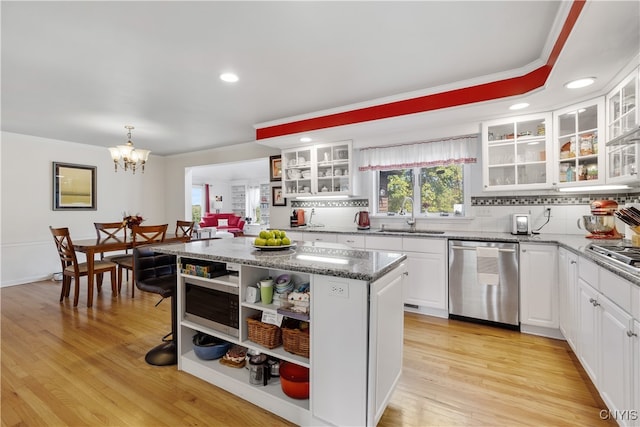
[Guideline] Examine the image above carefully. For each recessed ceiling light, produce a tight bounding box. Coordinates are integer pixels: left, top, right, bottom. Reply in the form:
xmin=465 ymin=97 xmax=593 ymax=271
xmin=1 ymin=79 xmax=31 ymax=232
xmin=509 ymin=103 xmax=529 ymax=110
xmin=300 ymin=137 xmax=312 ymax=143
xmin=564 ymin=78 xmax=595 ymax=89
xmin=220 ymin=73 xmax=239 ymax=83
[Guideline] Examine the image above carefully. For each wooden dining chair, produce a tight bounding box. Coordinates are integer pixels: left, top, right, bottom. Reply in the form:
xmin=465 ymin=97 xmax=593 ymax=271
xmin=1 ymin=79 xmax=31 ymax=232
xmin=175 ymin=220 xmax=195 ymax=241
xmin=114 ymin=224 xmax=168 ymax=297
xmin=50 ymin=226 xmax=118 ymax=307
xmin=94 ymin=221 xmax=129 ymax=258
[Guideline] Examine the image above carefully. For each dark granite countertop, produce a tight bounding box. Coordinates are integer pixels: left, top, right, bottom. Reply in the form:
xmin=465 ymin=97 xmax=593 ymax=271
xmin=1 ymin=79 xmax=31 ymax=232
xmin=280 ymin=226 xmax=640 ymax=285
xmin=155 ymin=237 xmax=406 ymax=282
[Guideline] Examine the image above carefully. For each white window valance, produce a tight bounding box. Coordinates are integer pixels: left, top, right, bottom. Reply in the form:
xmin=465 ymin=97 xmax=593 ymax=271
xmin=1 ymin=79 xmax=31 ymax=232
xmin=358 ymin=134 xmax=478 ymax=171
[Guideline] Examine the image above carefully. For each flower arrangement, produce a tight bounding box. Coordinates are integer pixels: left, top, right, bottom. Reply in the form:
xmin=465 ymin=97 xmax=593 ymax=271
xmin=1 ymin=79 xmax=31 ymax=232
xmin=122 ymin=212 xmax=145 ymax=229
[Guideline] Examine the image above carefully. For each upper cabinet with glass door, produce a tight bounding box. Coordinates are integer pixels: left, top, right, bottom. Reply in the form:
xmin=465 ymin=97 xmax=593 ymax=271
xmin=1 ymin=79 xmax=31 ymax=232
xmin=281 ymin=141 xmax=352 ymax=197
xmin=282 ymin=146 xmax=313 ymax=197
xmin=482 ymin=113 xmax=553 ymax=191
xmin=314 ymin=142 xmax=351 ymax=195
xmin=606 ymin=67 xmax=639 ymax=183
xmin=553 ymin=99 xmax=605 ymax=187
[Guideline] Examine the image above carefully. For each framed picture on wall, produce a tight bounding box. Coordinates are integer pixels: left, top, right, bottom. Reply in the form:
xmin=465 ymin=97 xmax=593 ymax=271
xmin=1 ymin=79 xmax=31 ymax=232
xmin=272 ymin=186 xmax=286 ymax=206
xmin=270 ymin=155 xmax=282 ymax=182
xmin=52 ymin=162 xmax=97 ymax=210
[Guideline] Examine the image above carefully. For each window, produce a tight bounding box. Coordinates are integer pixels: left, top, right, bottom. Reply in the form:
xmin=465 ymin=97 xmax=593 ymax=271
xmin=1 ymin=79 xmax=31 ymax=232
xmin=191 ymin=185 xmax=203 ymax=223
xmin=377 ymin=164 xmax=466 ymax=217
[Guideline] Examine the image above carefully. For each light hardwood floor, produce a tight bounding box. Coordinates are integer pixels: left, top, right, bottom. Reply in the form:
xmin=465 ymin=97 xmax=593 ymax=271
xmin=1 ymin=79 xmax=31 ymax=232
xmin=2 ymin=280 xmax=614 ymax=426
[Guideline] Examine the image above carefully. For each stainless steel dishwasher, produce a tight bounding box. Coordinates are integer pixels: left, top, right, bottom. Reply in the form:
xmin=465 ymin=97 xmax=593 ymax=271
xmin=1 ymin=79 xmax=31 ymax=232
xmin=448 ymin=240 xmax=519 ymax=328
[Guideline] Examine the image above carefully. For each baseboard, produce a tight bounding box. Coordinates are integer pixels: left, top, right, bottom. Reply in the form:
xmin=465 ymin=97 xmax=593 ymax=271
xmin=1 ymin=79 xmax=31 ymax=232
xmin=521 ymin=324 xmax=565 ymax=340
xmin=403 ymin=304 xmax=448 ymax=319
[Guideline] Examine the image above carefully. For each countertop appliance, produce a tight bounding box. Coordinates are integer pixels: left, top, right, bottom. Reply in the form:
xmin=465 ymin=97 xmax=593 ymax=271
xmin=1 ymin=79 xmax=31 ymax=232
xmin=578 ymin=200 xmax=622 ymax=239
xmin=354 ymin=211 xmax=370 ymax=230
xmin=586 ymin=244 xmax=640 ymax=274
xmin=511 ymin=213 xmax=531 ymax=235
xmin=448 ymin=240 xmax=519 ymax=328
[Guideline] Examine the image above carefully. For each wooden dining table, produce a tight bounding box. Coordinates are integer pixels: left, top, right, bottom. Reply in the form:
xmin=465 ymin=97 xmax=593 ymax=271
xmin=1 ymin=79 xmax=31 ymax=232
xmin=72 ymin=234 xmax=190 ymax=307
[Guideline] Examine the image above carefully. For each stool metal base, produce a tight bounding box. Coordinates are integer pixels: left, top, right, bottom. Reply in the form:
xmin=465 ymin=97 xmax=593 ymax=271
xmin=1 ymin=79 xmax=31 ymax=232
xmin=145 ymin=340 xmax=177 ymax=366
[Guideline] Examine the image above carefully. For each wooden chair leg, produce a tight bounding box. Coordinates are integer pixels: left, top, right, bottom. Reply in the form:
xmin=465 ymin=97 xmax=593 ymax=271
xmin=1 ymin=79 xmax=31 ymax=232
xmin=60 ymin=276 xmax=69 ymax=302
xmin=73 ymin=276 xmax=80 ymax=307
xmin=117 ymin=267 xmax=123 ymax=293
xmin=131 ymin=266 xmax=135 ymax=298
xmin=110 ymin=269 xmax=117 ymax=296
xmin=96 ymin=273 xmax=104 ymax=293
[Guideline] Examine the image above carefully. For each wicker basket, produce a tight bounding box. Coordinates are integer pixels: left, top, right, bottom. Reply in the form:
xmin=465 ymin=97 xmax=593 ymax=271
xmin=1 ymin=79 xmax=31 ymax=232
xmin=247 ymin=316 xmax=282 ymax=349
xmin=282 ymin=322 xmax=310 ymax=358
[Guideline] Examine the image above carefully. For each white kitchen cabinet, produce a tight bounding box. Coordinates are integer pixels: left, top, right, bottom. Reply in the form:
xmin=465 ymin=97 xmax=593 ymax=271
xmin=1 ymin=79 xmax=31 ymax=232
xmin=282 ymin=141 xmax=352 ymax=197
xmin=402 ymin=238 xmax=447 ymax=315
xmin=365 ymin=235 xmax=402 ymax=251
xmin=606 ymin=126 xmax=639 ymax=184
xmin=367 ymin=263 xmax=405 ymax=425
xmin=175 ymin=252 xmax=405 ymax=426
xmin=633 ymin=319 xmax=640 ymax=423
xmin=553 ymin=98 xmax=605 ymax=187
xmin=577 ymin=276 xmax=635 ymax=426
xmin=285 ymin=230 xmax=303 ymax=242
xmin=606 ymin=67 xmax=639 ymax=184
xmin=336 ymin=234 xmax=365 ymax=249
xmin=312 ymin=265 xmax=406 ymax=426
xmin=577 ymin=278 xmax=600 ymax=385
xmin=519 ymin=243 xmax=558 ymax=330
xmin=302 ymin=232 xmax=338 ymax=243
xmin=482 ymin=113 xmax=553 ymax=191
xmin=558 ymin=248 xmax=578 ymax=352
xmin=599 ymin=294 xmax=633 ymax=423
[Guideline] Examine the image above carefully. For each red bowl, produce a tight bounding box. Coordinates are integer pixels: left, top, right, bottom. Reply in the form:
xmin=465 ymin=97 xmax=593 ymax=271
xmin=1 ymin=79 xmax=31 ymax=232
xmin=280 ymin=362 xmax=309 ymax=399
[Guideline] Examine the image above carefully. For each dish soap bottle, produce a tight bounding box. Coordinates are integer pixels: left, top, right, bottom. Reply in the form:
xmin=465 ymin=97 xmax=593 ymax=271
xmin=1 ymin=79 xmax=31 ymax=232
xmin=566 ymin=165 xmax=574 ymax=182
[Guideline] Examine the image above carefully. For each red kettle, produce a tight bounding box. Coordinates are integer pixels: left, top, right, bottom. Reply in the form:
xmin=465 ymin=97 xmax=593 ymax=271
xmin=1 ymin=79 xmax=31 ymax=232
xmin=354 ymin=211 xmax=370 ymax=230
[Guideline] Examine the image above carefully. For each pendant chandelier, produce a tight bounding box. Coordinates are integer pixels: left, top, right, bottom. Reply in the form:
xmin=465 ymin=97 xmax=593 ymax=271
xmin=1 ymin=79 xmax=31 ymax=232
xmin=108 ymin=125 xmax=151 ymax=174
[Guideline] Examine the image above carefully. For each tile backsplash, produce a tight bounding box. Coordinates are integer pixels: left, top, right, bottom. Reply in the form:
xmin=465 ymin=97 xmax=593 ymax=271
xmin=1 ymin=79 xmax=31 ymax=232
xmin=471 ymin=192 xmax=640 ymax=206
xmin=372 ymin=192 xmax=640 ymax=236
xmin=281 ymin=192 xmax=640 ymax=237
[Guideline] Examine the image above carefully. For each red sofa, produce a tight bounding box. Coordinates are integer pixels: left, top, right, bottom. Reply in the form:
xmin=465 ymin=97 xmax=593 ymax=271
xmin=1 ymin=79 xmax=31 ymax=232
xmin=199 ymin=213 xmax=245 ymax=235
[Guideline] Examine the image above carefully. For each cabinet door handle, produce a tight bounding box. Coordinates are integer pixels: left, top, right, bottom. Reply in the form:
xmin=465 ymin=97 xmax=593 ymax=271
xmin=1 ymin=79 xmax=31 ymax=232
xmin=570 ymin=260 xmax=577 ymax=264
xmin=403 ymin=271 xmax=409 ymax=276
xmin=589 ymin=298 xmax=600 ymax=307
xmin=627 ymin=330 xmax=638 ymax=338
xmin=522 ymin=249 xmax=527 ymax=253
xmin=345 ymin=240 xmax=354 ymax=243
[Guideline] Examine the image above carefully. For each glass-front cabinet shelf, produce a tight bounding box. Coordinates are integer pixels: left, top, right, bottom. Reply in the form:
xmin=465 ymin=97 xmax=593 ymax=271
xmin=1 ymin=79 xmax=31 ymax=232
xmin=482 ymin=113 xmax=552 ymax=191
xmin=282 ymin=140 xmax=352 ymax=198
xmin=606 ymin=67 xmax=639 ymax=184
xmin=553 ymin=99 xmax=605 ymax=187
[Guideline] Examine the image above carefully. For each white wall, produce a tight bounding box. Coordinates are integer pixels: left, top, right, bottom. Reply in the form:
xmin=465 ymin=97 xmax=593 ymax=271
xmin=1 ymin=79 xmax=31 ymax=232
xmin=1 ymin=132 xmax=279 ymax=286
xmin=162 ymin=143 xmax=279 ymax=228
xmin=1 ymin=131 xmax=168 ymax=286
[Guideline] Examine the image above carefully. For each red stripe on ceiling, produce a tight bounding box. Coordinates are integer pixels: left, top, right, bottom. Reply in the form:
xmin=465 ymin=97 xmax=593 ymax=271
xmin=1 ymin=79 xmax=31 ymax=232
xmin=256 ymin=0 xmax=586 ymax=141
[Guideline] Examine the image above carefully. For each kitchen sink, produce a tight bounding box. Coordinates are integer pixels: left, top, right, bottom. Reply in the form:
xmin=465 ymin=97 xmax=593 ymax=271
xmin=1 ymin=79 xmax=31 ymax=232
xmin=376 ymin=229 xmax=445 ymax=234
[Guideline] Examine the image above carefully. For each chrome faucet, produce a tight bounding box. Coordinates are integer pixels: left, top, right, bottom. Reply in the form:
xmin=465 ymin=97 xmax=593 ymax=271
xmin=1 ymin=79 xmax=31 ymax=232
xmin=308 ymin=208 xmax=315 ymax=227
xmin=401 ymin=197 xmax=416 ymax=230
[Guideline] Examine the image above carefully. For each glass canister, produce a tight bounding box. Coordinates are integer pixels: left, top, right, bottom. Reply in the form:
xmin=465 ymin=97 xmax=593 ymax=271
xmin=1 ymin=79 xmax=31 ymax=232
xmin=248 ymin=354 xmax=269 ymax=386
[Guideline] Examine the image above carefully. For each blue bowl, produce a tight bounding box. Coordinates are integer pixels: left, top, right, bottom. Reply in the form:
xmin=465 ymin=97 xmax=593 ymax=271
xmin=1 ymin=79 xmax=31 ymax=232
xmin=192 ymin=333 xmax=231 ymax=360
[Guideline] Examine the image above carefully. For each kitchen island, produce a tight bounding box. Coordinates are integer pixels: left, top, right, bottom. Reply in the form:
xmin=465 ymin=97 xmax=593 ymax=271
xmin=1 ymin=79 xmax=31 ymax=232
xmin=155 ymin=237 xmax=407 ymax=426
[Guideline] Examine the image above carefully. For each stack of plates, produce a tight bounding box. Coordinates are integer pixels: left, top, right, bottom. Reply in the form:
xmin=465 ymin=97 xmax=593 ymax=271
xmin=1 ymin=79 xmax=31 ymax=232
xmin=275 ymin=274 xmax=294 ymax=294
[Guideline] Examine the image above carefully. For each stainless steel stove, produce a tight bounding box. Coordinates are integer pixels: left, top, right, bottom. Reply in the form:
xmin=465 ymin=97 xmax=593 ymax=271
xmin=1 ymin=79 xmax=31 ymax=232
xmin=587 ymin=244 xmax=640 ymax=272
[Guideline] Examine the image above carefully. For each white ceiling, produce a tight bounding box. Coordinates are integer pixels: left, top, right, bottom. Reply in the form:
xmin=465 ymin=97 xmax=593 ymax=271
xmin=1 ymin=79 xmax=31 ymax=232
xmin=2 ymin=1 xmax=639 ymax=156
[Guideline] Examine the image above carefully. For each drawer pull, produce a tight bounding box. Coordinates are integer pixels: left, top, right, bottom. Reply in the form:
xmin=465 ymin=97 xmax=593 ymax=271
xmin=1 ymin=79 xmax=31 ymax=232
xmin=627 ymin=330 xmax=638 ymax=338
